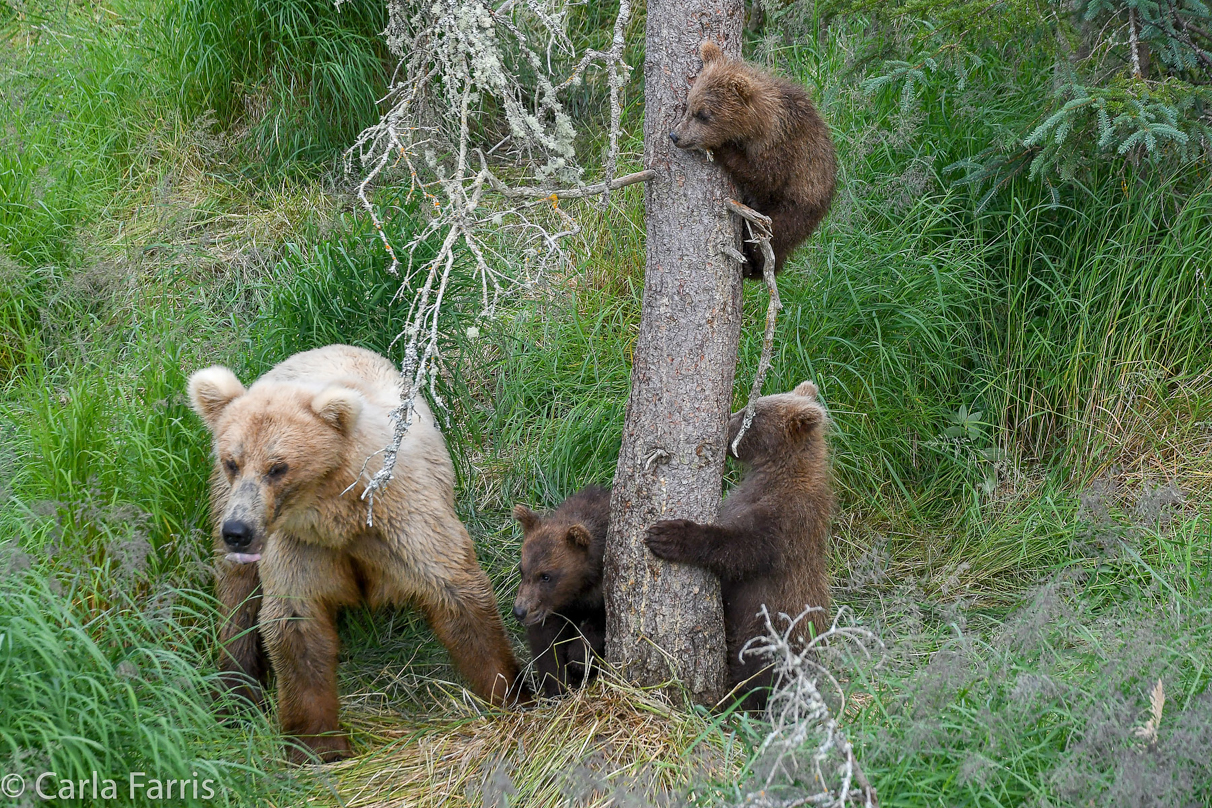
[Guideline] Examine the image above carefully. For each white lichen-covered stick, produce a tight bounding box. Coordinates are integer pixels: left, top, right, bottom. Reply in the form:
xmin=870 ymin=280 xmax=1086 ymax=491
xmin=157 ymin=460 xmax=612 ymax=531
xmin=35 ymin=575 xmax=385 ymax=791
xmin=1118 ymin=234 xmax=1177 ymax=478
xmin=492 ymin=169 xmax=655 ymax=200
xmin=738 ymin=606 xmax=882 ymax=808
xmin=726 ymin=198 xmax=782 ymax=457
xmin=348 ymin=0 xmax=638 ymax=521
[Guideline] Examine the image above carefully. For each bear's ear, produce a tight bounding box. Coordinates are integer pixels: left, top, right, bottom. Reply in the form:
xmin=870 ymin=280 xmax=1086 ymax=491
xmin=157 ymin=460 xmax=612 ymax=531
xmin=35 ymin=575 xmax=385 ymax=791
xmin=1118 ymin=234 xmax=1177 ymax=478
xmin=188 ymin=366 xmax=245 ymax=429
xmin=785 ymin=403 xmax=824 ymax=441
xmin=794 ymin=380 xmax=819 ymax=400
xmin=728 ymin=73 xmax=753 ymax=102
xmin=700 ymin=40 xmax=724 ymax=65
xmin=566 ymin=524 xmax=592 ymax=549
xmin=513 ymin=504 xmax=540 ymax=532
xmin=311 ymin=386 xmax=363 ymax=435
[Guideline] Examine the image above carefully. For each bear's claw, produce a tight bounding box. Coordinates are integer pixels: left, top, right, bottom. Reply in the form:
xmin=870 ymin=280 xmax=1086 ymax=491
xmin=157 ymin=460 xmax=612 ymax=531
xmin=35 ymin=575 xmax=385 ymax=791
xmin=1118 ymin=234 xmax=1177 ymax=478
xmin=645 ymin=519 xmax=700 ymax=561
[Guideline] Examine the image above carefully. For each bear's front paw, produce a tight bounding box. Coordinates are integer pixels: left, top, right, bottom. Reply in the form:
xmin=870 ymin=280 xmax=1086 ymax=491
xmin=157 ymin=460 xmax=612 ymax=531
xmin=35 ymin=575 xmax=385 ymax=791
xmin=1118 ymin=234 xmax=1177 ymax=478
xmin=645 ymin=520 xmax=702 ymax=562
xmin=287 ymin=733 xmax=352 ymax=765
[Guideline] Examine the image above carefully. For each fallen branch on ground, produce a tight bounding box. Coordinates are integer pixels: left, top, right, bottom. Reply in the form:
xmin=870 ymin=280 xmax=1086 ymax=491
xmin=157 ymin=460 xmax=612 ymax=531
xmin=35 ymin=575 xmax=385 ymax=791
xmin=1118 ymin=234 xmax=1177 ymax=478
xmin=738 ymin=606 xmax=882 ymax=808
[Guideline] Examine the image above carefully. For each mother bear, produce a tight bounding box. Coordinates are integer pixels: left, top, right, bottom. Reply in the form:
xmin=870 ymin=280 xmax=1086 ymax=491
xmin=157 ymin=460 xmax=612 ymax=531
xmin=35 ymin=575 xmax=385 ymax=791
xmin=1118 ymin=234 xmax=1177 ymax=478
xmin=189 ymin=345 xmax=525 ymax=762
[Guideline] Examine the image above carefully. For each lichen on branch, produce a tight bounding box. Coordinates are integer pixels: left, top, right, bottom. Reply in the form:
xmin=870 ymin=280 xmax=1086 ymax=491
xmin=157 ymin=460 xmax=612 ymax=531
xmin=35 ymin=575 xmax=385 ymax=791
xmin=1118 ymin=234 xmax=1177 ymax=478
xmin=345 ymin=0 xmax=637 ymax=515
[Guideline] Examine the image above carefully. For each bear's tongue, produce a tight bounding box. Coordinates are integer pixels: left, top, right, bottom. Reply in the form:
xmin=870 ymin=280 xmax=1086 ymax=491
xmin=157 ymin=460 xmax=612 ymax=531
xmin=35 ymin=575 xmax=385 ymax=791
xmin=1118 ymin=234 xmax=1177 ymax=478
xmin=226 ymin=552 xmax=262 ymax=564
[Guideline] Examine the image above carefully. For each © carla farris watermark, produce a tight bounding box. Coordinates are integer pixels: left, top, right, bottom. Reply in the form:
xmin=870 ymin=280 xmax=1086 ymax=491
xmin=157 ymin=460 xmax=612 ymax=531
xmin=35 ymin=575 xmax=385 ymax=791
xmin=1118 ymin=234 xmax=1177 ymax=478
xmin=0 ymin=771 xmax=220 ymax=801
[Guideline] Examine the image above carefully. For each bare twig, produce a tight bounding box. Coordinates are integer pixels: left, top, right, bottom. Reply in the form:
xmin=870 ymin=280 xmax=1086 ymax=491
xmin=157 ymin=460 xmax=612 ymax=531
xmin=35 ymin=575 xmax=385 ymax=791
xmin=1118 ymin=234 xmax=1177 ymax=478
xmin=736 ymin=606 xmax=882 ymax=808
xmin=726 ymin=198 xmax=782 ymax=456
xmin=1129 ymin=6 xmax=1143 ymax=79
xmin=494 ymin=169 xmax=654 ymax=200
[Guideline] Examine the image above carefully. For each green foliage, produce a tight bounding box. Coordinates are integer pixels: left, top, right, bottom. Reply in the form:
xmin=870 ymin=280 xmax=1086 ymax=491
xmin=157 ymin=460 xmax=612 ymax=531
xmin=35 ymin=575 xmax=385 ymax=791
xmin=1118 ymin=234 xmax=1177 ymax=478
xmin=839 ymin=0 xmax=1212 ymax=194
xmin=0 ymin=2 xmax=164 ymax=266
xmin=983 ymin=169 xmax=1212 ymax=458
xmin=0 ymin=0 xmax=1209 ymax=802
xmin=163 ymin=0 xmax=389 ymax=170
xmin=0 ymin=562 xmax=300 ymax=806
xmin=468 ymin=284 xmax=636 ymax=505
xmin=0 ymin=260 xmax=44 ymax=377
xmin=845 ymin=513 xmax=1212 ymax=806
xmin=1013 ymin=75 xmax=1212 ymax=186
xmin=254 ymin=200 xmax=452 ymax=367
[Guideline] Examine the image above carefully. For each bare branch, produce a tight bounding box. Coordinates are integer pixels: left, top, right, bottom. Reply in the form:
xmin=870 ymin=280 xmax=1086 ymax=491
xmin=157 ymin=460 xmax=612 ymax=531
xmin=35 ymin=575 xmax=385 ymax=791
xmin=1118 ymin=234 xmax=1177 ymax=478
xmin=347 ymin=0 xmax=638 ymax=519
xmin=726 ymin=198 xmax=782 ymax=456
xmin=494 ymin=169 xmax=654 ymax=200
xmin=1129 ymin=7 xmax=1143 ymax=79
xmin=736 ymin=606 xmax=882 ymax=808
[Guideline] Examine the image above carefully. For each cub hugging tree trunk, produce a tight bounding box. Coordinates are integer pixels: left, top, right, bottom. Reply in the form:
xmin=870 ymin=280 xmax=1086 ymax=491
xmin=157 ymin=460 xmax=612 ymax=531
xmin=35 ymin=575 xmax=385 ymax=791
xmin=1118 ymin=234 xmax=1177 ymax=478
xmin=603 ymin=0 xmax=745 ymax=704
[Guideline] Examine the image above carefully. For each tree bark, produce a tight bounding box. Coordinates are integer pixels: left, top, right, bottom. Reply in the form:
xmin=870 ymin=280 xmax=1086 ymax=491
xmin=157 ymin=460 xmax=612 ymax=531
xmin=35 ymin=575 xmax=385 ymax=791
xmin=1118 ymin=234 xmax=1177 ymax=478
xmin=603 ymin=0 xmax=745 ymax=705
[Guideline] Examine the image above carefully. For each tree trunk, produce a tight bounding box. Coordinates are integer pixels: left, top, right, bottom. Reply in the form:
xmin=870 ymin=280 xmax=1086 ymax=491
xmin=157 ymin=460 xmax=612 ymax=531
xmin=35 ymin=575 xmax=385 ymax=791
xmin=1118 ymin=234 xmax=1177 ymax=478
xmin=603 ymin=0 xmax=745 ymax=705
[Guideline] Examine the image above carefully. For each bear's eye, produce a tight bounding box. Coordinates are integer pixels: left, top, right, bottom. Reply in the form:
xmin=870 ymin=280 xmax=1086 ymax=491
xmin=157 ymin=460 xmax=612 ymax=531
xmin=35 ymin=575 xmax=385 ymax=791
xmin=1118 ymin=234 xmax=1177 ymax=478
xmin=693 ymin=110 xmax=710 ymax=123
xmin=539 ymin=573 xmax=551 ymax=583
xmin=267 ymin=462 xmax=289 ymax=480
xmin=223 ymin=458 xmax=239 ymax=476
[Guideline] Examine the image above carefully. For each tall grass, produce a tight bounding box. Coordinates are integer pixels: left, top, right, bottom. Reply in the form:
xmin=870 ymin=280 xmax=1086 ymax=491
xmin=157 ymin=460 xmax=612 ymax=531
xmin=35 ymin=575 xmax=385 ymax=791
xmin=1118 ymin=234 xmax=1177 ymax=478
xmin=986 ymin=171 xmax=1212 ymax=461
xmin=0 ymin=3 xmax=164 ymax=267
xmin=163 ymin=0 xmax=389 ymax=171
xmin=0 ymin=562 xmax=302 ymax=806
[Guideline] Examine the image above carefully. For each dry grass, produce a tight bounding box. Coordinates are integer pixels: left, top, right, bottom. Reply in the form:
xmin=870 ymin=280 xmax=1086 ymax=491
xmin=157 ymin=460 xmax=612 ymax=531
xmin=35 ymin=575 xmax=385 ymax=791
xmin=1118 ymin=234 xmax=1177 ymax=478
xmin=1089 ymin=370 xmax=1212 ymax=501
xmin=300 ymin=678 xmax=735 ymax=807
xmin=87 ymin=117 xmax=343 ymax=282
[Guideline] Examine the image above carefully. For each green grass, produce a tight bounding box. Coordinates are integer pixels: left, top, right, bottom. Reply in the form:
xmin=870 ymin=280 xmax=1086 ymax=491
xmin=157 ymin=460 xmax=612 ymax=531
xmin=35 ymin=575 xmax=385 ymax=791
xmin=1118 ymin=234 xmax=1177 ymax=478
xmin=163 ymin=0 xmax=389 ymax=172
xmin=0 ymin=566 xmax=301 ymax=807
xmin=0 ymin=3 xmax=1209 ymax=807
xmin=0 ymin=2 xmax=162 ymax=267
xmin=844 ymin=515 xmax=1212 ymax=806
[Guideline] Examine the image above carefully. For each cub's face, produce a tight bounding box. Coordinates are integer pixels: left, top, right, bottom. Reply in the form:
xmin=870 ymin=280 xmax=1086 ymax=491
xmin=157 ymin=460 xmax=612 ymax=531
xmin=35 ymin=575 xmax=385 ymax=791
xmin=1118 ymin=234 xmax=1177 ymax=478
xmin=727 ymin=380 xmax=827 ymax=464
xmin=512 ymin=506 xmax=593 ymax=626
xmin=669 ymin=40 xmax=758 ymax=151
xmin=188 ymin=367 xmax=362 ymax=563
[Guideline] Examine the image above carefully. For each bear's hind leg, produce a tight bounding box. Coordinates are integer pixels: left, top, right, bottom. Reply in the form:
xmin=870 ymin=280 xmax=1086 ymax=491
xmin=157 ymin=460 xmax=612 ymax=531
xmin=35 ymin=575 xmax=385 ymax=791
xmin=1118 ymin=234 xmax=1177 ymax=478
xmin=423 ymin=579 xmax=528 ymax=706
xmin=215 ymin=558 xmax=269 ymax=710
xmin=259 ymin=596 xmax=352 ymax=763
xmin=729 ymin=650 xmax=775 ymax=712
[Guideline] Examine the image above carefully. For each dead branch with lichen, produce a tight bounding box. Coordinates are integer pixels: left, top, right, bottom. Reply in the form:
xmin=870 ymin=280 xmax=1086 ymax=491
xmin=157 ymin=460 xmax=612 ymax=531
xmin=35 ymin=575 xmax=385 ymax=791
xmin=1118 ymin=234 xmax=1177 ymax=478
xmin=738 ymin=605 xmax=882 ymax=808
xmin=725 ymin=198 xmax=782 ymax=455
xmin=345 ymin=0 xmax=636 ymax=517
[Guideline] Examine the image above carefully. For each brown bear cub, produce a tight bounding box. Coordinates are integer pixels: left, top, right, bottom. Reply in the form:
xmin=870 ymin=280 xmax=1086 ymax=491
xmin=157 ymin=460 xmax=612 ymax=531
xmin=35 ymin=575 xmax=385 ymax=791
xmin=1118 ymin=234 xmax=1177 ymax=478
xmin=645 ymin=382 xmax=832 ymax=709
xmin=189 ymin=345 xmax=527 ymax=763
xmin=669 ymin=41 xmax=836 ymax=278
xmin=512 ymin=485 xmax=610 ymax=697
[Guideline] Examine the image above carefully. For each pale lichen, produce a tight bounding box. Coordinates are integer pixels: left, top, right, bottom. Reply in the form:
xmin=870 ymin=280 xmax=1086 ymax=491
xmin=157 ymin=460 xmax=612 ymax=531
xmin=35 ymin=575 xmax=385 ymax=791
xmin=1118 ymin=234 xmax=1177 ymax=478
xmin=345 ymin=0 xmax=636 ymax=514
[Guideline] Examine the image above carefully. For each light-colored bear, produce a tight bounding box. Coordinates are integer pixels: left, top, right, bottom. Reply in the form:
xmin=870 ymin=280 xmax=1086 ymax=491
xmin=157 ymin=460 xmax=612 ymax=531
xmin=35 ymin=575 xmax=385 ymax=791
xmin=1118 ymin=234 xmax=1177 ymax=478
xmin=188 ymin=345 xmax=525 ymax=762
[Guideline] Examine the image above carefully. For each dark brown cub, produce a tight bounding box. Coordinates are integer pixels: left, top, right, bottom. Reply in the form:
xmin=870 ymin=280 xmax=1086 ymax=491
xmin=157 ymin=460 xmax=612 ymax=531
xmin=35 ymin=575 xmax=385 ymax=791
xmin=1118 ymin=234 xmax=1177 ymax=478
xmin=513 ymin=485 xmax=609 ymax=697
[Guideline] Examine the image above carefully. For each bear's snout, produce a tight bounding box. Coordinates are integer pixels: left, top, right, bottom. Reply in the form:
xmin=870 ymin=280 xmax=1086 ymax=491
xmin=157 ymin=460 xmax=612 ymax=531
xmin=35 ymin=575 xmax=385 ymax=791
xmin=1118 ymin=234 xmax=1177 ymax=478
xmin=221 ymin=519 xmax=255 ymax=550
xmin=512 ymin=603 xmax=527 ymax=621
